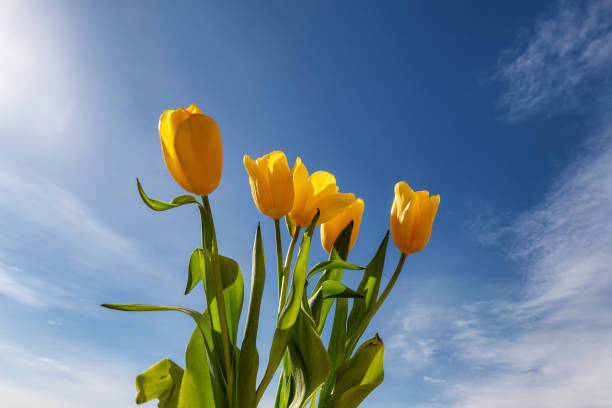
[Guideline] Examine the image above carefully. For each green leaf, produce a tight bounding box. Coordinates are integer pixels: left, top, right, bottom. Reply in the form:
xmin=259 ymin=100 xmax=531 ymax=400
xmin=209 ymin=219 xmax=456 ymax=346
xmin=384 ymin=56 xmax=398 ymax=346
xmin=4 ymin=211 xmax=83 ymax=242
xmin=237 ymin=224 xmax=266 ymax=408
xmin=188 ymin=249 xmax=244 ymax=345
xmin=306 ymin=260 xmax=363 ymax=280
xmin=320 ymin=281 xmax=363 ymax=299
xmin=285 ymin=215 xmax=295 ymax=236
xmin=185 ymin=248 xmax=210 ymax=295
xmin=286 ymin=292 xmax=331 ymax=408
xmin=101 ymin=304 xmax=207 ymax=327
xmin=309 ymin=223 xmax=354 ymax=333
xmin=346 ymin=232 xmax=389 ymax=350
xmin=318 ymin=297 xmax=348 ymax=406
xmin=178 ymin=326 xmax=224 ymax=408
xmin=320 ymin=335 xmax=384 ymax=408
xmin=137 ymin=179 xmax=199 ymax=211
xmin=135 ymin=358 xmax=184 ymax=408
xmin=217 ymin=255 xmax=244 ymax=344
xmin=257 ymin=211 xmax=319 ymax=404
xmin=101 ymin=303 xmax=229 ymax=407
xmin=170 ymin=195 xmax=199 ymax=205
xmin=198 ymin=205 xmax=215 ymax=253
xmin=279 ymin=210 xmax=318 ymax=330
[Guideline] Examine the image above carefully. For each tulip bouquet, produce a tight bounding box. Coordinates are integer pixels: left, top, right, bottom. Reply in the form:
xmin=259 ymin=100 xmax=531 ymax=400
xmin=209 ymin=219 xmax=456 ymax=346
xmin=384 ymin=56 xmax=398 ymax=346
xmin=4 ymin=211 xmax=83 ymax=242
xmin=103 ymin=104 xmax=439 ymax=408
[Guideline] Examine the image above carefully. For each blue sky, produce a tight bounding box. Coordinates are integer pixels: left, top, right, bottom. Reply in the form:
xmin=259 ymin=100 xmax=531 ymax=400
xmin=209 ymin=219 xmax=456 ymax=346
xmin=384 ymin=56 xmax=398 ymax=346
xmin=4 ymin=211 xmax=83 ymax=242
xmin=1 ymin=0 xmax=611 ymax=407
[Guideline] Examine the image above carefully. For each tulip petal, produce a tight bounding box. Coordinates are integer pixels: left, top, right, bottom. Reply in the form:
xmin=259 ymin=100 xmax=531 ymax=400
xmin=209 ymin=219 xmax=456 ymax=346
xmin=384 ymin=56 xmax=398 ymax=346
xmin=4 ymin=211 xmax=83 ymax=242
xmin=310 ymin=171 xmax=337 ymax=196
xmin=159 ymin=109 xmax=194 ymax=192
xmin=410 ymin=194 xmax=440 ymax=253
xmin=173 ymin=114 xmax=223 ymax=196
xmin=321 ymin=198 xmax=364 ymax=253
xmin=315 ymin=192 xmax=355 ymax=225
xmin=244 ymin=155 xmax=273 ymax=217
xmin=267 ymin=152 xmax=293 ymax=219
xmin=290 ymin=158 xmax=314 ymax=226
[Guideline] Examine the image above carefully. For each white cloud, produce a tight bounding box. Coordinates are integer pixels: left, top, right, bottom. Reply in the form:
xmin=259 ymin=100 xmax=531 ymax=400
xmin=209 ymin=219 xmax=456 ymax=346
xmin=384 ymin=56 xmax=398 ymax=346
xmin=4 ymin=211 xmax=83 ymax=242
xmin=424 ymin=376 xmax=447 ymax=385
xmin=444 ymin=120 xmax=612 ymax=408
xmin=387 ymin=3 xmax=612 ymax=405
xmin=496 ymin=0 xmax=612 ymax=118
xmin=389 ymin=126 xmax=612 ymax=403
xmin=0 ymin=162 xmax=181 ymax=311
xmin=0 ymin=263 xmax=44 ymax=307
xmin=0 ymin=339 xmax=144 ymax=408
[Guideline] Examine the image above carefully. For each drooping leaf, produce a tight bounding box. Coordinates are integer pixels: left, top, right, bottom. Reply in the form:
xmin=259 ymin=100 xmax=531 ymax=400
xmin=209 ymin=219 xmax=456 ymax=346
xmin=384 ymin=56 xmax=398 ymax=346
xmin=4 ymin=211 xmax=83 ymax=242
xmin=309 ymin=281 xmax=362 ymax=331
xmin=170 ymin=195 xmax=199 ymax=205
xmin=237 ymin=224 xmax=266 ymax=408
xmin=346 ymin=232 xmax=389 ymax=348
xmin=135 ymin=358 xmax=184 ymax=408
xmin=320 ymin=281 xmax=363 ymax=300
xmin=320 ymin=335 xmax=384 ymax=408
xmin=306 ymin=260 xmax=363 ymax=280
xmin=101 ymin=304 xmax=207 ymax=327
xmin=137 ymin=179 xmax=199 ymax=211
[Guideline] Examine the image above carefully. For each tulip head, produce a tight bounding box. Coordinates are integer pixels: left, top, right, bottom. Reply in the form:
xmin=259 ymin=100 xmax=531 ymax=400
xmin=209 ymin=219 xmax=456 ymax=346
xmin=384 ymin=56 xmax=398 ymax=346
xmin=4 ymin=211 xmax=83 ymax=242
xmin=159 ymin=104 xmax=223 ymax=196
xmin=390 ymin=181 xmax=440 ymax=255
xmin=321 ymin=198 xmax=365 ymax=253
xmin=289 ymin=157 xmax=355 ymax=228
xmin=243 ymin=151 xmax=294 ymax=219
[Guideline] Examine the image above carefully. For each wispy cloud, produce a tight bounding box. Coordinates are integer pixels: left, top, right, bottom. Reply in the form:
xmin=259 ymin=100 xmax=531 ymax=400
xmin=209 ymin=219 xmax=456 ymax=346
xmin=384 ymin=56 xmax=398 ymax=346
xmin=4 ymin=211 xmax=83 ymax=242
xmin=0 ymin=261 xmax=81 ymax=309
xmin=445 ymin=118 xmax=612 ymax=408
xmin=496 ymin=0 xmax=612 ymax=119
xmin=0 ymin=339 xmax=138 ymax=408
xmin=423 ymin=376 xmax=447 ymax=385
xmin=388 ymin=2 xmax=612 ymax=406
xmin=0 ymin=162 xmax=181 ymax=307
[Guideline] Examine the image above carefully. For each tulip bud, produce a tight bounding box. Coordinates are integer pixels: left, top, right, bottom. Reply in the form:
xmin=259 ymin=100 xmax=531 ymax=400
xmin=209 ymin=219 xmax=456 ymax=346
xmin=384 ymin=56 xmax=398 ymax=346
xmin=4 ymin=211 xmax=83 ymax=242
xmin=243 ymin=151 xmax=294 ymax=219
xmin=321 ymin=198 xmax=364 ymax=253
xmin=159 ymin=104 xmax=223 ymax=196
xmin=289 ymin=157 xmax=355 ymax=228
xmin=390 ymin=181 xmax=440 ymax=255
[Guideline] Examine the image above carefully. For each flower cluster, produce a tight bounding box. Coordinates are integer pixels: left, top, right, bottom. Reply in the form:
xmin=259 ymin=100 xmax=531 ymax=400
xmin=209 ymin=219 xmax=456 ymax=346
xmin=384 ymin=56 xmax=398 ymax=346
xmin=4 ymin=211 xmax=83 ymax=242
xmin=104 ymin=104 xmax=440 ymax=408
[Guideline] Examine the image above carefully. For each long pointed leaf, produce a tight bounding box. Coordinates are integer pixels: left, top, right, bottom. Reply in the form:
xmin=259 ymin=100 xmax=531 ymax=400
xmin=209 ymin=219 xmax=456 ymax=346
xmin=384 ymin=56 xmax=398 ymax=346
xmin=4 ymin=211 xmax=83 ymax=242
xmin=237 ymin=224 xmax=266 ymax=408
xmin=137 ymin=179 xmax=199 ymax=211
xmin=306 ymin=260 xmax=363 ymax=280
xmin=257 ymin=211 xmax=319 ymax=404
xmin=286 ymin=292 xmax=331 ymax=408
xmin=310 ymin=223 xmax=353 ymax=334
xmin=346 ymin=232 xmax=389 ymax=347
xmin=320 ymin=335 xmax=384 ymax=408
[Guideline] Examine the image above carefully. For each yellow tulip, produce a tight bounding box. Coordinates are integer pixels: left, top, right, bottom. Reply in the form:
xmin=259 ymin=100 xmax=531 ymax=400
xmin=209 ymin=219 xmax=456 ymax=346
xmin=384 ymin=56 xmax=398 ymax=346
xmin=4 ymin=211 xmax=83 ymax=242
xmin=289 ymin=157 xmax=355 ymax=228
xmin=243 ymin=151 xmax=294 ymax=219
xmin=390 ymin=181 xmax=440 ymax=255
xmin=321 ymin=198 xmax=364 ymax=253
xmin=159 ymin=104 xmax=223 ymax=196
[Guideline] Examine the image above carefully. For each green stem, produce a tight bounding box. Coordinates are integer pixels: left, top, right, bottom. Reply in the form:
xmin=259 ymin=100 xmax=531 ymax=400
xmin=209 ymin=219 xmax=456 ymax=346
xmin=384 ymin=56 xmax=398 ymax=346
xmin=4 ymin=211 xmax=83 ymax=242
xmin=274 ymin=219 xmax=284 ymax=298
xmin=279 ymin=226 xmax=300 ymax=312
xmin=345 ymin=253 xmax=406 ymax=357
xmin=202 ymin=196 xmax=234 ymax=407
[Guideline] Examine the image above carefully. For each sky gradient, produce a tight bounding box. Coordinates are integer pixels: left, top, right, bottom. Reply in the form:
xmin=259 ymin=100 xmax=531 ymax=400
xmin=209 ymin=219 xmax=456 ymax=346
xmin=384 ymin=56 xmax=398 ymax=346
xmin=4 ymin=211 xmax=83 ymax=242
xmin=1 ymin=1 xmax=612 ymax=407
